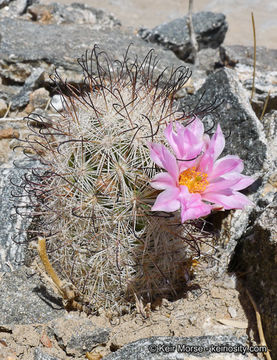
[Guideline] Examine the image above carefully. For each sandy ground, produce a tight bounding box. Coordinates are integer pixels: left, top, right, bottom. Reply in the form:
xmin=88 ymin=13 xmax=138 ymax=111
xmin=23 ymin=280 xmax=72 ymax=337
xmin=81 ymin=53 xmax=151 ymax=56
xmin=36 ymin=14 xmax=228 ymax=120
xmin=0 ymin=256 xmax=263 ymax=359
xmin=40 ymin=0 xmax=277 ymax=49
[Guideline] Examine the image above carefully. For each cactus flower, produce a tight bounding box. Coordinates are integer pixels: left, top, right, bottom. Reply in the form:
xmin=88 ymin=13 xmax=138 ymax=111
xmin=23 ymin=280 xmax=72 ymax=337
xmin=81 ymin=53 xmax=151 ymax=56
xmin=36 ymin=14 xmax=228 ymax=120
xmin=149 ymin=118 xmax=255 ymax=222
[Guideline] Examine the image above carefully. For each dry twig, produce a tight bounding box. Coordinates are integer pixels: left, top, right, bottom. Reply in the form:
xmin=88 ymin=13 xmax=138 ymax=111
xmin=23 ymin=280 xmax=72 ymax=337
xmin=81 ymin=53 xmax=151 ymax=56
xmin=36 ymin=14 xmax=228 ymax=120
xmin=187 ymin=0 xmax=198 ymax=64
xmin=246 ymin=288 xmax=272 ymax=360
xmin=250 ymin=12 xmax=257 ymax=102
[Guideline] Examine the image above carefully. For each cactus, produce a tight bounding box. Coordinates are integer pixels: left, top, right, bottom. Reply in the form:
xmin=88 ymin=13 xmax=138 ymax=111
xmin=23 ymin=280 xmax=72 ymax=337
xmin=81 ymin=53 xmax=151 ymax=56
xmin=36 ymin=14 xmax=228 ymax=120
xmin=17 ymin=45 xmax=213 ymax=314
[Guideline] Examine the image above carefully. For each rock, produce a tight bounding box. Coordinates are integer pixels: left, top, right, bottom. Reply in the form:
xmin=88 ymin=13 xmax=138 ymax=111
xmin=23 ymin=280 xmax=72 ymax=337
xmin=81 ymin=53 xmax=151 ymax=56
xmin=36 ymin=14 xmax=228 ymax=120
xmin=196 ymin=48 xmax=222 ymax=74
xmin=186 ymin=65 xmax=277 ymax=357
xmin=262 ymin=110 xmax=277 ymax=167
xmin=0 ymin=0 xmax=37 ymax=17
xmin=27 ymin=2 xmax=121 ymax=28
xmin=0 ymin=127 xmax=19 ymax=139
xmin=103 ymin=335 xmax=257 ymax=359
xmin=233 ymin=64 xmax=277 ymax=119
xmin=138 ymin=12 xmax=228 ymax=61
xmin=11 ymin=68 xmax=45 ymax=110
xmin=0 ymin=83 xmax=21 ymax=103
xmin=0 ymin=17 xmax=190 ymax=92
xmin=33 ymin=348 xmax=61 ymax=360
xmin=0 ymin=265 xmax=67 ymax=324
xmin=26 ymin=87 xmax=50 ymax=112
xmin=0 ymin=0 xmax=11 ymax=9
xmin=0 ymin=59 xmax=34 ymax=83
xmin=48 ymin=314 xmax=110 ymax=356
xmin=228 ymin=307 xmax=237 ymax=318
xmin=182 ymin=67 xmax=267 ymax=176
xmin=50 ymin=94 xmax=65 ymax=112
xmin=178 ymin=67 xmax=270 ymax=286
xmin=229 ymin=197 xmax=277 ymax=356
xmin=7 ymin=0 xmax=29 ymax=15
xmin=0 ymin=98 xmax=8 ymax=116
xmin=220 ymin=45 xmax=277 ymax=72
xmin=0 ymin=159 xmax=42 ymax=271
xmin=0 ymin=165 xmax=28 ymax=270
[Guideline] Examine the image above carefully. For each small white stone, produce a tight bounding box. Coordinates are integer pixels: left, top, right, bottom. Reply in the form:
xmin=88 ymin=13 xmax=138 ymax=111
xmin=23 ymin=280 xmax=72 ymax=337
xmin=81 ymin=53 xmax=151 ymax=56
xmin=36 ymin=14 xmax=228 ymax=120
xmin=51 ymin=95 xmax=65 ymax=112
xmin=228 ymin=306 xmax=237 ymax=318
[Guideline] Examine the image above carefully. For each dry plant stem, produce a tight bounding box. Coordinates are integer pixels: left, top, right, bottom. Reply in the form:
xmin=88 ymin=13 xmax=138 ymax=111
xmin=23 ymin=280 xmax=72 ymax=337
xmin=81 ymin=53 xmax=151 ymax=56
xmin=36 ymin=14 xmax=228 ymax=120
xmin=260 ymin=90 xmax=271 ymax=121
xmin=250 ymin=12 xmax=256 ymax=102
xmin=2 ymin=102 xmax=11 ymax=119
xmin=0 ymin=118 xmax=26 ymax=122
xmin=38 ymin=238 xmax=96 ymax=314
xmin=246 ymin=289 xmax=272 ymax=360
xmin=187 ymin=0 xmax=198 ymax=64
xmin=37 ymin=237 xmax=64 ymax=294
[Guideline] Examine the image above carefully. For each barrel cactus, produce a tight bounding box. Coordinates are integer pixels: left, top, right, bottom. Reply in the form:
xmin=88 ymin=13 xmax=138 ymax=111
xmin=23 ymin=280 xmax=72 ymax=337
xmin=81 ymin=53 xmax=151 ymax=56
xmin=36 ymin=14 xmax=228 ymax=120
xmin=18 ymin=45 xmax=214 ymax=315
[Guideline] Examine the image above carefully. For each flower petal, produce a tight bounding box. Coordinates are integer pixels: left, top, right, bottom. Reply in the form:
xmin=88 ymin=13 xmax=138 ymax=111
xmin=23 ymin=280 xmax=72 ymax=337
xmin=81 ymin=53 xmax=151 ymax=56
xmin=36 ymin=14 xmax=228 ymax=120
xmin=219 ymin=172 xmax=256 ymax=191
xmin=178 ymin=186 xmax=212 ymax=222
xmin=204 ymin=176 xmax=246 ymax=193
xmin=151 ymin=188 xmax=180 ymax=212
xmin=198 ymin=124 xmax=225 ymax=174
xmin=164 ymin=123 xmax=181 ymax=158
xmin=202 ymin=190 xmax=253 ymax=210
xmin=185 ymin=116 xmax=204 ymax=137
xmin=164 ymin=122 xmax=203 ymax=162
xmin=149 ymin=143 xmax=179 ymax=179
xmin=150 ymin=172 xmax=176 ymax=190
xmin=210 ymin=155 xmax=244 ymax=179
xmin=210 ymin=124 xmax=225 ymax=160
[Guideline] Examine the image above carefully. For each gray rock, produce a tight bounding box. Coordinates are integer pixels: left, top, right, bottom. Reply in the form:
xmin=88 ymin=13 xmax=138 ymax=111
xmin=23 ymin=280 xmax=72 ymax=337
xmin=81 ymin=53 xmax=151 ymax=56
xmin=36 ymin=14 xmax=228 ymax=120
xmin=49 ymin=315 xmax=110 ymax=356
xmin=0 ymin=83 xmax=21 ymax=102
xmin=8 ymin=0 xmax=28 ymax=15
xmin=178 ymin=67 xmax=269 ymax=279
xmin=34 ymin=348 xmax=61 ymax=360
xmin=196 ymin=48 xmax=221 ymax=74
xmin=67 ymin=326 xmax=110 ymax=355
xmin=0 ymin=17 xmax=190 ymax=91
xmin=234 ymin=64 xmax=277 ymax=119
xmin=0 ymin=0 xmax=10 ymax=9
xmin=0 ymin=164 xmax=31 ymax=271
xmin=220 ymin=45 xmax=277 ymax=72
xmin=0 ymin=157 xmax=48 ymax=272
xmin=262 ymin=110 xmax=277 ymax=167
xmin=0 ymin=0 xmax=38 ymax=16
xmin=0 ymin=58 xmax=35 ymax=83
xmin=182 ymin=67 xmax=267 ymax=176
xmin=0 ymin=266 xmax=66 ymax=324
xmin=138 ymin=12 xmax=228 ymax=61
xmin=10 ymin=67 xmax=45 ymax=110
xmin=27 ymin=2 xmax=120 ymax=28
xmin=103 ymin=335 xmax=254 ymax=359
xmin=229 ymin=197 xmax=277 ymax=356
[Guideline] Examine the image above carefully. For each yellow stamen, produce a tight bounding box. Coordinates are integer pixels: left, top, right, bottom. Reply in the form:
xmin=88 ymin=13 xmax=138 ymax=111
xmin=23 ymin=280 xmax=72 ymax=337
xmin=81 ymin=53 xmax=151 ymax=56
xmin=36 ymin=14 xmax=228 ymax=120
xmin=179 ymin=167 xmax=209 ymax=193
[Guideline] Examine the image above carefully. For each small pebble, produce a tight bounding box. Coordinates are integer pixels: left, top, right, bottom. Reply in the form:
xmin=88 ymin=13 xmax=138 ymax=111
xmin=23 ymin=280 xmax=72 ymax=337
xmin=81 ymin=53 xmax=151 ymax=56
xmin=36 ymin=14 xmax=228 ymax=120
xmin=51 ymin=94 xmax=65 ymax=112
xmin=26 ymin=87 xmax=50 ymax=112
xmin=228 ymin=306 xmax=237 ymax=318
xmin=0 ymin=128 xmax=19 ymax=140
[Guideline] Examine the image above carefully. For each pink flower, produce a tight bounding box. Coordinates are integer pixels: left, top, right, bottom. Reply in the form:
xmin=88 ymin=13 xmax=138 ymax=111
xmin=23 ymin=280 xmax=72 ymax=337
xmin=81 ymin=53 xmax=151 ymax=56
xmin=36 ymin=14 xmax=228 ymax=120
xmin=149 ymin=117 xmax=255 ymax=222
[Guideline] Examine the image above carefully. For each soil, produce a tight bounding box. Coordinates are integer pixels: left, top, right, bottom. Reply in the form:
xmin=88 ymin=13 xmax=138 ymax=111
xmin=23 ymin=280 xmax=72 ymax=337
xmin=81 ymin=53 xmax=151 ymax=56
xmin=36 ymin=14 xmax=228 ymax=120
xmin=0 ymin=249 xmax=263 ymax=359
